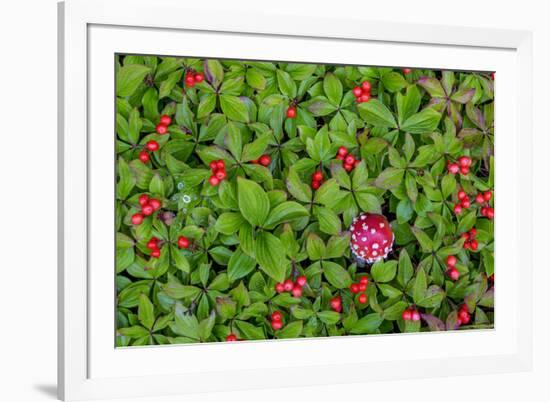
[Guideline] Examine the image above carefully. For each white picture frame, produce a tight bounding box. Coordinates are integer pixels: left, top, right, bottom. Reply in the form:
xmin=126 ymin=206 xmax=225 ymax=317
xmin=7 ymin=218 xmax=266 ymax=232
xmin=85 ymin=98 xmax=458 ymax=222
xmin=58 ymin=0 xmax=533 ymax=400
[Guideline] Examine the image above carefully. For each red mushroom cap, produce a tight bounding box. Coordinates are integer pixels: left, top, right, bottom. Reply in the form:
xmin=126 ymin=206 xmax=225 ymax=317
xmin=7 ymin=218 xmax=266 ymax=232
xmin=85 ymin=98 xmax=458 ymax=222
xmin=349 ymin=213 xmax=394 ymax=264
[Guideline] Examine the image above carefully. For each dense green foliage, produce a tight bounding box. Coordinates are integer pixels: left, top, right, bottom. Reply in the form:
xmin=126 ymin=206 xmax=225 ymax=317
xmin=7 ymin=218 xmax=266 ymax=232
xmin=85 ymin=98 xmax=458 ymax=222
xmin=115 ymin=55 xmax=494 ymax=346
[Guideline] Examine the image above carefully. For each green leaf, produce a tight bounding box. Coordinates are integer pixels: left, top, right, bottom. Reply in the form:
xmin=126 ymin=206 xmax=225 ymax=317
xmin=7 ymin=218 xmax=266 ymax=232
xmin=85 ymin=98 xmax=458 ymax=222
xmin=306 ymin=233 xmax=326 ymax=260
xmin=350 ymin=313 xmax=383 ymax=334
xmin=235 ymin=320 xmax=266 ymax=340
xmin=417 ymin=76 xmax=445 ymax=98
xmin=317 ymin=311 xmax=341 ymax=325
xmin=241 ymin=134 xmax=271 ymax=162
xmin=224 ymin=122 xmax=243 ymax=160
xmin=237 ymin=177 xmax=270 ymax=227
xmin=411 ymin=226 xmax=433 ymax=252
xmin=264 ymin=201 xmax=309 ymax=229
xmin=413 ymin=267 xmax=427 ymax=303
xmin=323 ymin=261 xmax=352 ymax=289
xmin=276 ymin=70 xmax=297 ymax=98
xmin=138 ymin=293 xmax=155 ymax=330
xmin=227 ymin=248 xmax=256 ymax=281
xmin=397 ymin=249 xmax=414 ymax=287
xmin=401 ymin=108 xmax=441 ymax=134
xmin=315 ymin=206 xmax=341 ymax=235
xmin=276 ymin=320 xmax=303 ymax=339
xmin=457 ymin=210 xmax=477 ymax=234
xmin=357 ymin=99 xmax=397 ymax=128
xmin=215 ymin=212 xmax=246 ymax=235
xmin=286 ymin=169 xmax=312 ymax=203
xmin=371 ymin=260 xmax=397 ymax=283
xmin=204 ymin=59 xmax=224 ymax=87
xmin=197 ymin=93 xmax=217 ymax=119
xmin=116 ymin=64 xmax=150 ymax=97
xmin=382 ymin=72 xmax=407 ymax=93
xmin=375 ymin=167 xmax=404 ymax=190
xmin=220 ymin=95 xmax=250 ymax=123
xmin=255 ymin=231 xmax=288 ymax=282
xmin=323 ymin=73 xmax=343 ymax=105
xmin=383 ymin=301 xmax=408 ymax=320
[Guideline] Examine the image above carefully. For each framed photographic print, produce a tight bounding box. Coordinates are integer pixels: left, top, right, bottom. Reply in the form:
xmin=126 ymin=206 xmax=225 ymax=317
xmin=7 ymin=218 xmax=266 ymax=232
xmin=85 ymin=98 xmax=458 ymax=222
xmin=58 ymin=0 xmax=533 ymax=400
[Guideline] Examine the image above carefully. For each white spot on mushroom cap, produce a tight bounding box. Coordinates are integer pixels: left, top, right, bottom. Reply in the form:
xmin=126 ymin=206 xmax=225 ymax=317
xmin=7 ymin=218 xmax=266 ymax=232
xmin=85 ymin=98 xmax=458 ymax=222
xmin=361 ymin=237 xmax=367 ymax=241
xmin=370 ymin=228 xmax=376 ymax=234
xmin=372 ymin=243 xmax=379 ymax=249
xmin=353 ymin=244 xmax=359 ymax=250
xmin=379 ymin=223 xmax=385 ymax=228
xmin=361 ymin=215 xmax=366 ymax=220
xmin=372 ymin=251 xmax=378 ymax=256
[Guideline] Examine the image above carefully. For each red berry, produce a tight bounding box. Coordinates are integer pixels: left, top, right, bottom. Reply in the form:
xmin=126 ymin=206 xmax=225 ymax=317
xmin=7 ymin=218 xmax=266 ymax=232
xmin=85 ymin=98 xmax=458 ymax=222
xmin=469 ymin=228 xmax=477 ymax=238
xmin=216 ymin=160 xmax=225 ymax=170
xmin=352 ymin=87 xmax=363 ymax=97
xmin=458 ymin=156 xmax=472 ymax=167
xmin=138 ymin=194 xmax=150 ymax=206
xmin=361 ymin=81 xmax=372 ymax=92
xmin=491 ymin=72 xmax=495 ymax=80
xmin=349 ymin=283 xmax=360 ymax=294
xmin=146 ymin=237 xmax=159 ymax=250
xmin=336 ymin=154 xmax=345 ymax=161
xmin=358 ymin=293 xmax=368 ymax=304
xmin=296 ymin=275 xmax=307 ymax=287
xmin=215 ymin=170 xmax=227 ymax=180
xmin=194 ymin=73 xmax=204 ymax=83
xmin=449 ymin=267 xmax=460 ymax=281
xmin=343 ymin=163 xmax=353 ymax=172
xmin=271 ymin=320 xmax=283 ymax=330
xmin=411 ymin=310 xmax=421 ymax=321
xmin=185 ymin=74 xmax=195 ymax=87
xmin=337 ymin=146 xmax=348 ymax=157
xmin=486 ymin=207 xmax=494 ymax=220
xmin=483 ymin=191 xmax=493 ymax=201
xmin=286 ymin=107 xmax=297 ymax=119
xmin=159 ymin=115 xmax=172 ymax=126
xmin=453 ymin=204 xmax=462 ymax=215
xmin=475 ymin=193 xmax=485 ymax=204
xmin=358 ymin=94 xmax=371 ymax=103
xmin=463 ymin=241 xmax=471 ymax=250
xmin=481 ymin=206 xmax=488 ymax=216
xmin=460 ymin=166 xmax=470 ymax=175
xmin=225 ymin=333 xmax=237 ymax=342
xmin=403 ymin=68 xmax=412 ymax=75
xmin=275 ymin=283 xmax=285 ymax=293
xmin=156 ymin=124 xmax=168 ymax=135
xmin=271 ymin=311 xmax=283 ymax=322
xmin=457 ymin=190 xmax=467 ymax=200
xmin=283 ymin=279 xmax=294 ymax=292
xmin=142 ymin=204 xmax=154 ymax=216
xmin=311 ymin=180 xmax=321 ymax=190
xmin=312 ymin=171 xmax=323 ymax=182
xmin=177 ymin=236 xmax=189 ymax=249
xmin=470 ymin=239 xmax=479 ymax=251
xmin=259 ymin=154 xmax=271 ymax=166
xmin=458 ymin=310 xmax=470 ymax=325
xmin=139 ymin=151 xmax=150 ymax=163
xmin=149 ymin=198 xmax=161 ymax=210
xmin=461 ymin=198 xmax=471 ymax=208
xmin=344 ymin=155 xmax=355 ymax=165
xmin=402 ymin=309 xmax=412 ymax=321
xmin=209 ymin=175 xmax=220 ymax=186
xmin=330 ymin=297 xmax=342 ymax=312
xmin=358 ymin=283 xmax=367 ymax=292
xmin=461 ymin=233 xmax=470 ymax=241
xmin=447 ymin=163 xmax=459 ymax=174
xmin=291 ymin=285 xmax=303 ymax=298
xmin=209 ymin=161 xmax=218 ymax=171
xmin=151 ymin=248 xmax=161 ymax=258
xmin=359 ymin=276 xmax=369 ymax=285
xmin=131 ymin=213 xmax=144 ymax=225
xmin=446 ymin=255 xmax=457 ymax=266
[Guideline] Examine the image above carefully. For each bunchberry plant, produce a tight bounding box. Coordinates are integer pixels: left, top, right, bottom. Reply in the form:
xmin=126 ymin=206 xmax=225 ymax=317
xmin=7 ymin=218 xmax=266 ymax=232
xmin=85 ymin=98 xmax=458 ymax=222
xmin=115 ymin=55 xmax=494 ymax=346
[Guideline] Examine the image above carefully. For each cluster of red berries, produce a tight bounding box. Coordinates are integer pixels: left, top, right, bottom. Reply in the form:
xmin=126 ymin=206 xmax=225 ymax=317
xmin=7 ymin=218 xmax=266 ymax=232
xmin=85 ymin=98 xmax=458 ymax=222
xmin=336 ymin=146 xmax=361 ymax=172
xmin=349 ymin=276 xmax=369 ymax=304
xmin=131 ymin=194 xmax=161 ymax=225
xmin=155 ymin=114 xmax=172 ymax=135
xmin=177 ymin=235 xmax=190 ymax=249
xmin=311 ymin=170 xmax=324 ymax=190
xmin=225 ymin=333 xmax=238 ymax=342
xmin=250 ymin=154 xmax=271 ymax=167
xmin=457 ymin=304 xmax=471 ymax=325
xmin=453 ymin=188 xmax=471 ymax=215
xmin=476 ymin=190 xmax=494 ymax=220
xmin=138 ymin=140 xmax=160 ymax=164
xmin=403 ymin=68 xmax=412 ymax=75
xmin=286 ymin=105 xmax=297 ymax=119
xmin=447 ymin=155 xmax=472 ymax=175
xmin=402 ymin=307 xmax=421 ymax=322
xmin=270 ymin=310 xmax=284 ymax=331
xmin=208 ymin=160 xmax=226 ymax=187
xmin=446 ymin=255 xmax=460 ymax=281
xmin=275 ymin=276 xmax=307 ymax=298
xmin=184 ymin=70 xmax=204 ymax=88
xmin=461 ymin=228 xmax=478 ymax=251
xmin=352 ymin=81 xmax=372 ymax=103
xmin=146 ymin=236 xmax=162 ymax=259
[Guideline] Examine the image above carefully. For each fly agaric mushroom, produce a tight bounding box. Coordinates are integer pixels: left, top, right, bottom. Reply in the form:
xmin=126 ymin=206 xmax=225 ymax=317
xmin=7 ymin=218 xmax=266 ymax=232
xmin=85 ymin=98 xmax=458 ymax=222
xmin=349 ymin=213 xmax=394 ymax=265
